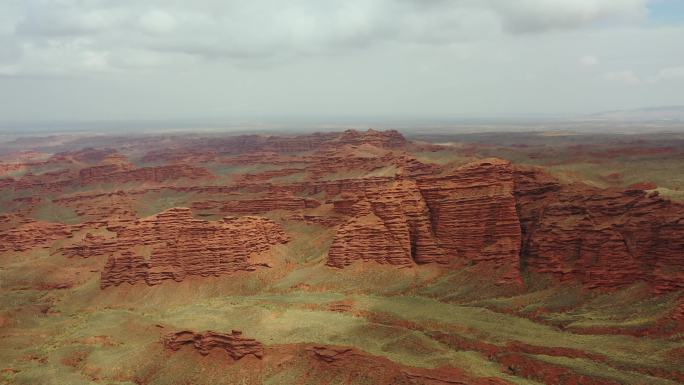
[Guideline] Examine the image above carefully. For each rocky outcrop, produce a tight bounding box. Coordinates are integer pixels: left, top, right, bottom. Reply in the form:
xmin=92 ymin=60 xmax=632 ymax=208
xmin=100 ymin=252 xmax=149 ymax=288
xmin=514 ymin=167 xmax=684 ymax=292
xmin=327 ymin=201 xmax=415 ymax=267
xmin=417 ymin=159 xmax=522 ymax=269
xmin=333 ymin=129 xmax=407 ymax=149
xmin=162 ymin=330 xmax=263 ymax=359
xmin=78 ymin=164 xmax=211 ymax=185
xmin=327 ymin=179 xmax=445 ymax=268
xmin=141 ymin=129 xmax=406 ymax=161
xmin=60 ymin=233 xmax=109 ymax=258
xmin=0 ymin=218 xmax=71 ymax=252
xmin=98 ymin=208 xmax=289 ymax=287
xmin=78 ymin=163 xmax=132 ymax=180
xmin=326 ymin=160 xmax=522 ymax=284
xmin=192 ymin=195 xmax=320 ymax=215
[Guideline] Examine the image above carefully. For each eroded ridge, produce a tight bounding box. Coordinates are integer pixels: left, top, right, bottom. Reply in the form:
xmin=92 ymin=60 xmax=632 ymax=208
xmin=98 ymin=207 xmax=289 ymax=288
xmin=162 ymin=330 xmax=264 ymax=360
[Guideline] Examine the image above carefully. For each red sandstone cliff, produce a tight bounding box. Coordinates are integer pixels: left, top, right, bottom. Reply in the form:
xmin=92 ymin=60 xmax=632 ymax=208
xmin=417 ymin=159 xmax=522 ymax=283
xmin=514 ymin=167 xmax=684 ymax=292
xmin=327 ymin=179 xmax=445 ymax=268
xmin=90 ymin=208 xmax=289 ymax=288
xmin=0 ymin=216 xmax=71 ymax=253
xmin=327 ymin=159 xmax=522 ymax=285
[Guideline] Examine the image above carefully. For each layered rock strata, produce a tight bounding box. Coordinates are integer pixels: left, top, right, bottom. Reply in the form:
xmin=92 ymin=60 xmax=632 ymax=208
xmin=327 ymin=179 xmax=445 ymax=268
xmin=162 ymin=330 xmax=263 ymax=360
xmin=93 ymin=208 xmax=289 ymax=287
xmin=327 ymin=159 xmax=521 ymax=284
xmin=0 ymin=218 xmax=71 ymax=252
xmin=514 ymin=167 xmax=684 ymax=292
xmin=78 ymin=164 xmax=211 ymax=185
xmin=191 ymin=195 xmax=320 ymax=214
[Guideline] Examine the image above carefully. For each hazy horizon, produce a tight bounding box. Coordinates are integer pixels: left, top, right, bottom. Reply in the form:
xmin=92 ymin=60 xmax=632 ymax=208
xmin=1 ymin=0 xmax=684 ymax=124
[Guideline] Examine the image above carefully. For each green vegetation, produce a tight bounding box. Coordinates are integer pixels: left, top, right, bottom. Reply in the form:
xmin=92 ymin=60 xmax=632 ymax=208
xmin=3 ymin=132 xmax=684 ymax=384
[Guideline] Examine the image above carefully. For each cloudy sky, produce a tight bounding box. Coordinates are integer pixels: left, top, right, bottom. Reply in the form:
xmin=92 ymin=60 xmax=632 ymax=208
xmin=1 ymin=0 xmax=683 ymax=122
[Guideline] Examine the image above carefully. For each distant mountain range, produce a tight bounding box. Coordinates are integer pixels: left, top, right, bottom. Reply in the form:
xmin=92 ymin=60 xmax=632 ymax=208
xmin=590 ymin=106 xmax=684 ymax=121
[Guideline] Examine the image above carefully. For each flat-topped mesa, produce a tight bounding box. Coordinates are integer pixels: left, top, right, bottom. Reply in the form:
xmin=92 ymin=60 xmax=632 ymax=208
xmin=139 ymin=129 xmax=405 ymax=160
xmin=162 ymin=330 xmax=264 ymax=360
xmin=98 ymin=207 xmax=289 ymax=288
xmin=514 ymin=167 xmax=684 ymax=292
xmin=417 ymin=159 xmax=523 ymax=282
xmin=332 ymin=129 xmax=407 ymax=149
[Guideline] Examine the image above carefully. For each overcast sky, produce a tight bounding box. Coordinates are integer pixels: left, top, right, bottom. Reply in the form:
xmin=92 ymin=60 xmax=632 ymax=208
xmin=1 ymin=0 xmax=683 ymax=122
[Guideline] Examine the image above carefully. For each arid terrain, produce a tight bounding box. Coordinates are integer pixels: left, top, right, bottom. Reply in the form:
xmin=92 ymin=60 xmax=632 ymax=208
xmin=1 ymin=128 xmax=684 ymax=385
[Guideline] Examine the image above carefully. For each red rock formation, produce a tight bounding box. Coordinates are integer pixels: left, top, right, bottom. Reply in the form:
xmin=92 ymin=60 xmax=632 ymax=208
xmin=162 ymin=330 xmax=263 ymax=359
xmin=78 ymin=164 xmax=211 ymax=185
xmin=325 ymin=160 xmax=521 ymax=285
xmin=327 ymin=201 xmax=414 ymax=267
xmin=286 ymin=214 xmax=342 ymax=227
xmin=0 ymin=218 xmax=71 ymax=252
xmin=332 ymin=129 xmax=407 ymax=149
xmin=192 ymin=195 xmax=320 ymax=215
xmin=61 ymin=233 xmax=110 ymax=258
xmin=0 ymin=162 xmax=24 ymax=176
xmin=78 ymin=163 xmax=132 ymax=180
xmin=100 ymin=252 xmax=149 ymax=288
xmin=499 ymin=353 xmax=622 ymax=385
xmin=514 ymin=167 xmax=684 ymax=292
xmin=307 ymin=345 xmax=513 ymax=385
xmin=141 ymin=129 xmax=405 ymax=161
xmin=233 ymin=168 xmax=306 ymax=183
xmin=327 ymin=179 xmax=445 ymax=268
xmin=51 ymin=148 xmax=119 ymax=163
xmin=51 ymin=190 xmax=137 ymax=222
xmin=417 ymin=159 xmax=521 ymax=266
xmin=99 ymin=208 xmax=289 ymax=288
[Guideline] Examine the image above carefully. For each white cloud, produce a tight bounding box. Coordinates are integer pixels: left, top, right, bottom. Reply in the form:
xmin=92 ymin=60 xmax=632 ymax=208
xmin=579 ymin=55 xmax=599 ymax=67
xmin=0 ymin=0 xmax=682 ymax=120
xmin=139 ymin=10 xmax=178 ymax=34
xmin=605 ymin=70 xmax=641 ymax=85
xmin=0 ymin=0 xmax=655 ymax=76
xmin=654 ymin=66 xmax=684 ymax=81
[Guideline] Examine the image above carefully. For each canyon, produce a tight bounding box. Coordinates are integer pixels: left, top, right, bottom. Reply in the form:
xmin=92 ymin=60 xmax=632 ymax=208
xmin=1 ymin=129 xmax=684 ymax=385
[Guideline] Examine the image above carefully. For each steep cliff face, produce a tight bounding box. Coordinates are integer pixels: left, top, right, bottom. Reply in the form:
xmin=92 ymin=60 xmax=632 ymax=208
xmin=162 ymin=330 xmax=264 ymax=360
xmin=514 ymin=167 xmax=684 ymax=292
xmin=417 ymin=159 xmax=522 ymax=267
xmin=95 ymin=208 xmax=289 ymax=288
xmin=327 ymin=179 xmax=445 ymax=268
xmin=326 ymin=160 xmax=522 ymax=284
xmin=326 ymin=157 xmax=684 ymax=292
xmin=327 ymin=201 xmax=415 ymax=268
